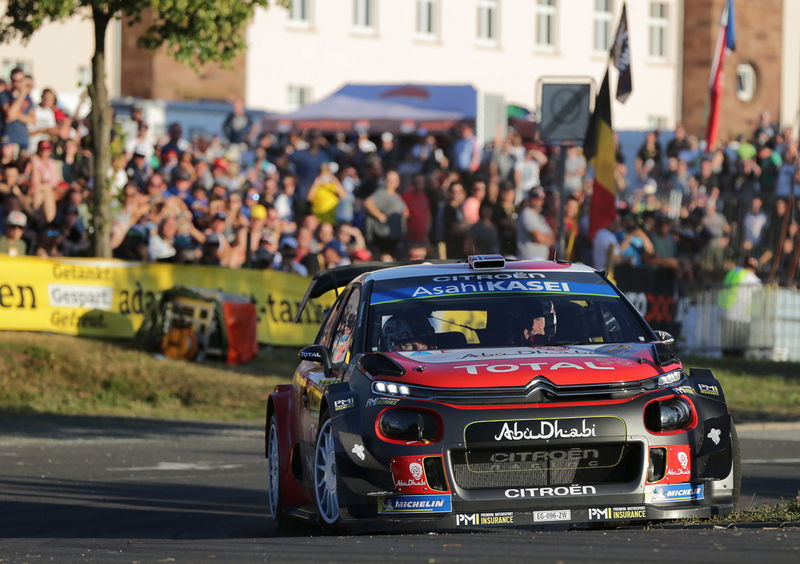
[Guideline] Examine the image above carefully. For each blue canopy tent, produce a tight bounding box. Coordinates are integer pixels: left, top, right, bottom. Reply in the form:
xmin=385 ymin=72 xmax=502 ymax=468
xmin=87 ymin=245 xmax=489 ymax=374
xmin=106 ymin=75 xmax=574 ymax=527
xmin=264 ymin=83 xmax=477 ymax=134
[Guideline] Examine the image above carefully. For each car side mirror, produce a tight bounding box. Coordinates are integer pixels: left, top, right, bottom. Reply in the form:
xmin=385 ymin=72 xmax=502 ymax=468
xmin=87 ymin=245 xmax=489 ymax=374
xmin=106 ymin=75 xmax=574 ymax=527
xmin=654 ymin=330 xmax=675 ymax=346
xmin=299 ymin=345 xmax=332 ymax=374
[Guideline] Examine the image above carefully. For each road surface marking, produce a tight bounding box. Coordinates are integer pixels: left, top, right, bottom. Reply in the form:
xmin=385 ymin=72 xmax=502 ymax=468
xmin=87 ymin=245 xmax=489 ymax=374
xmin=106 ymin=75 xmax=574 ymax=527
xmin=107 ymin=462 xmax=243 ymax=471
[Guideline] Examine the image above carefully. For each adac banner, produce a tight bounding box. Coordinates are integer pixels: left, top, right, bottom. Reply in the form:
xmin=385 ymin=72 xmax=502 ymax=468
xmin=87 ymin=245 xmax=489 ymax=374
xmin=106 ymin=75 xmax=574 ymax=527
xmin=0 ymin=256 xmax=332 ymax=346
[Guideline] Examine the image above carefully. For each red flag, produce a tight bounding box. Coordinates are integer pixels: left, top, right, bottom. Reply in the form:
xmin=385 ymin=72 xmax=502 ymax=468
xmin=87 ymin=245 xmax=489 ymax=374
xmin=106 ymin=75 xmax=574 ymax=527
xmin=585 ymin=71 xmax=616 ymax=239
xmin=705 ymin=0 xmax=736 ymax=151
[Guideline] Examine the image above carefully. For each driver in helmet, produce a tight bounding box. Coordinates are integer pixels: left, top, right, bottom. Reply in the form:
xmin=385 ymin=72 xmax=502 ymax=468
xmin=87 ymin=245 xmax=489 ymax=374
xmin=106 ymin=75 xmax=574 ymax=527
xmin=381 ymin=313 xmax=435 ymax=351
xmin=521 ymin=299 xmax=557 ymax=346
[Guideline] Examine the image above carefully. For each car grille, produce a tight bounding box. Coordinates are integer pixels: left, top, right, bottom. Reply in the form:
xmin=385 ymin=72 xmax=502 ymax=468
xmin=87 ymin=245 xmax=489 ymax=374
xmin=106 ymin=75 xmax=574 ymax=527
xmin=403 ymin=376 xmax=661 ymax=405
xmin=450 ymin=442 xmax=642 ymax=490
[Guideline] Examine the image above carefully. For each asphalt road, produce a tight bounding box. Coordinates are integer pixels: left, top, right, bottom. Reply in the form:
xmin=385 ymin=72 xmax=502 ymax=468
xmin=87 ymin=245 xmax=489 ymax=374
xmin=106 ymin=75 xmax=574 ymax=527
xmin=0 ymin=414 xmax=798 ymax=563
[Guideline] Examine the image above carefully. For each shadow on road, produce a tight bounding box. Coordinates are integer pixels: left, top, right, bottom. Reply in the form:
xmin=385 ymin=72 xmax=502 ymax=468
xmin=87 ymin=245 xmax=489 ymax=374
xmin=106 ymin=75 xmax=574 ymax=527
xmin=0 ymin=412 xmax=259 ymax=442
xmin=0 ymin=476 xmax=281 ymax=539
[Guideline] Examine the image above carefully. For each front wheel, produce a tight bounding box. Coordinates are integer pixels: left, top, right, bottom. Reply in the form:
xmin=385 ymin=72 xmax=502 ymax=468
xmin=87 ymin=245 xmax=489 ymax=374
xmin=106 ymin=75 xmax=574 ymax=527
xmin=313 ymin=413 xmax=341 ymax=531
xmin=267 ymin=414 xmax=288 ymax=528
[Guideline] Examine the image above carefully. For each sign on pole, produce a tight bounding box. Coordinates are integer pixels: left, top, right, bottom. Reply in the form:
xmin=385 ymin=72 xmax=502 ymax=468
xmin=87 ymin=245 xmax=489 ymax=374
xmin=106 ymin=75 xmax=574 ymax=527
xmin=538 ymin=82 xmax=592 ymax=144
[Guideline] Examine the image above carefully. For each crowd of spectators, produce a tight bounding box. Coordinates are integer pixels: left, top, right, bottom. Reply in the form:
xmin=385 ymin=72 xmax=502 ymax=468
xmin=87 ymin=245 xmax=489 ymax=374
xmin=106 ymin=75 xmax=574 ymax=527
xmin=1 ymin=66 xmax=799 ymax=285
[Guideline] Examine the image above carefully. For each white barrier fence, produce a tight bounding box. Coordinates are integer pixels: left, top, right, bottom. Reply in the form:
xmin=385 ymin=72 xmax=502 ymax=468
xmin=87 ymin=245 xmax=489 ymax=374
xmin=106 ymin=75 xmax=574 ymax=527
xmin=679 ymin=285 xmax=800 ymax=361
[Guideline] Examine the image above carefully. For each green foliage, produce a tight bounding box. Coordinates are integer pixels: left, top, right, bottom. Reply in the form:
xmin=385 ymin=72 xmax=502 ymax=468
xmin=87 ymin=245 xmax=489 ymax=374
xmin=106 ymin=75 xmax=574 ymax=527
xmin=1 ymin=1 xmax=286 ymax=67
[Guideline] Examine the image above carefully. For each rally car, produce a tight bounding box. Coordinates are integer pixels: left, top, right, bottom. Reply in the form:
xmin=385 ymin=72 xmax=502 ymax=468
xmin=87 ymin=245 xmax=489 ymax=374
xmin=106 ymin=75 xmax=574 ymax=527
xmin=265 ymin=256 xmax=740 ymax=532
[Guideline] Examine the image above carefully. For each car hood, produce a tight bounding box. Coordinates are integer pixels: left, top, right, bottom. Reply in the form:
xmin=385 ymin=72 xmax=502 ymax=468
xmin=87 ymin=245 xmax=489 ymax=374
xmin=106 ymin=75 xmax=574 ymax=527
xmin=384 ymin=344 xmax=679 ymax=387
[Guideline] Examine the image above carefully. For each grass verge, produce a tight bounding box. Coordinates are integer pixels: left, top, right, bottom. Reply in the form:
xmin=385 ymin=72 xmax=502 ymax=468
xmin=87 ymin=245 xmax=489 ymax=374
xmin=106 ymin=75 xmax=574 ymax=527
xmin=1 ymin=333 xmax=799 ymax=422
xmin=0 ymin=331 xmax=298 ymax=421
xmin=676 ymin=494 xmax=800 ymax=525
xmin=684 ymin=356 xmax=800 ymax=421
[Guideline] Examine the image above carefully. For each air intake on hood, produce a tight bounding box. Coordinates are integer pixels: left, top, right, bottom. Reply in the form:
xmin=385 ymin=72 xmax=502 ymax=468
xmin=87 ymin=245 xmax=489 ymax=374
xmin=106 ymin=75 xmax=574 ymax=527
xmin=468 ymin=254 xmax=505 ymax=270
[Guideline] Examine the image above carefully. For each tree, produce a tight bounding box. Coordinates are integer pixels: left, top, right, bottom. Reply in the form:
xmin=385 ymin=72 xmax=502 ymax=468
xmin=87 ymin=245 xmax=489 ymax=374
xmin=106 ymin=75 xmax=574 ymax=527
xmin=0 ymin=0 xmax=281 ymax=257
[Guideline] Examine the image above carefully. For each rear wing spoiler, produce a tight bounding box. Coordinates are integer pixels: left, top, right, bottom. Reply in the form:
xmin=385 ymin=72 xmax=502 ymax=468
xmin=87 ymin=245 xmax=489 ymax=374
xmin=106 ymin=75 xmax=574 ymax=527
xmin=293 ymin=260 xmax=460 ymax=323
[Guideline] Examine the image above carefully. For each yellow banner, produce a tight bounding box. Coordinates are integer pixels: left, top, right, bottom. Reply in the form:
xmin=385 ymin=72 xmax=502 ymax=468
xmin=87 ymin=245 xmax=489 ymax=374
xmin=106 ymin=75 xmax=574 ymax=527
xmin=0 ymin=256 xmax=333 ymax=346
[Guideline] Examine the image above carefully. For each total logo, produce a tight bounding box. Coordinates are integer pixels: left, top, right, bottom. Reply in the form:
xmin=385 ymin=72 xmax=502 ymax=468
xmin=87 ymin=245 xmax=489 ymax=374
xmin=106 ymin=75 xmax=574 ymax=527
xmin=454 ymin=361 xmax=619 ymax=374
xmin=379 ymin=494 xmax=452 ymax=514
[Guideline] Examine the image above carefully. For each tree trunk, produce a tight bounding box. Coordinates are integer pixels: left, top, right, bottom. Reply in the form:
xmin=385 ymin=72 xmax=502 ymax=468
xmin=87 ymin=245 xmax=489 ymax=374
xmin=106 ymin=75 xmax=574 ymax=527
xmin=89 ymin=9 xmax=112 ymax=258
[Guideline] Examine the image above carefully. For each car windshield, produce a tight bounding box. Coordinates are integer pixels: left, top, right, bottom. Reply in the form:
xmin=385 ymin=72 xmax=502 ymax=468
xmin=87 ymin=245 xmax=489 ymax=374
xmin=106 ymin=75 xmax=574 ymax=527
xmin=366 ymin=272 xmax=651 ymax=352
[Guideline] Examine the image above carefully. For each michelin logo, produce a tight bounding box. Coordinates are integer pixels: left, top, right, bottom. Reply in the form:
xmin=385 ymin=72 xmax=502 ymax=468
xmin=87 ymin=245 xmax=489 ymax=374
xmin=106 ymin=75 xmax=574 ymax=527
xmin=650 ymin=483 xmax=704 ymax=503
xmin=379 ymin=494 xmax=452 ymax=514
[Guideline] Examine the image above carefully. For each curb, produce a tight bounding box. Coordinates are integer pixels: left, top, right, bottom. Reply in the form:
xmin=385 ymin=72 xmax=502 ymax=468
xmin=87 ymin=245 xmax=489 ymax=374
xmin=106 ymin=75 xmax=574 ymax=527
xmin=642 ymin=521 xmax=800 ymax=530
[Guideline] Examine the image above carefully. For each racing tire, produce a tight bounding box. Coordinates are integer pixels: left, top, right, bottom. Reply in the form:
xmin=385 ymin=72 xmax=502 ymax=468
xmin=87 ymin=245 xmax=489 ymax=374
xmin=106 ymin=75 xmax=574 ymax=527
xmin=267 ymin=414 xmax=290 ymax=529
xmin=730 ymin=420 xmax=742 ymax=507
xmin=313 ymin=411 xmax=342 ymax=533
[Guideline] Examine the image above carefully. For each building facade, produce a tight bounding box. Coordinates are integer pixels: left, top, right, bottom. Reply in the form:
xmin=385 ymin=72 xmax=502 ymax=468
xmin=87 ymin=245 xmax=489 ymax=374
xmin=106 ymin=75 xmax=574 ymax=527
xmin=246 ymin=0 xmax=685 ymax=131
xmin=681 ymin=0 xmax=799 ymax=141
xmin=2 ymin=0 xmax=798 ymax=137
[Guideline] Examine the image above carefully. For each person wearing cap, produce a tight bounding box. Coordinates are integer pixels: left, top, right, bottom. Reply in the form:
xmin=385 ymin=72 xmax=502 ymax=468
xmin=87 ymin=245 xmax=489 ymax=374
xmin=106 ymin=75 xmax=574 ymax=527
xmin=35 ymin=223 xmax=64 ymax=257
xmin=274 ymin=236 xmax=308 ymax=276
xmin=322 ymin=239 xmax=351 ymax=269
xmin=378 ymin=131 xmax=400 ymax=171
xmin=516 ymin=187 xmax=554 ymax=260
xmin=0 ymin=210 xmax=28 ymax=256
xmin=167 ymin=168 xmax=195 ymax=208
xmin=126 ymin=149 xmax=150 ymax=191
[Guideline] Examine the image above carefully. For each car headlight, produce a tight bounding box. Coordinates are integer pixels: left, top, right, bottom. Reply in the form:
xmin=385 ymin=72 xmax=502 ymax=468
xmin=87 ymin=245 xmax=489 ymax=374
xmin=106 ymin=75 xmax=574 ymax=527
xmin=644 ymin=397 xmax=694 ymax=433
xmin=656 ymin=369 xmax=684 ymax=387
xmin=642 ymin=370 xmax=685 ymax=391
xmin=372 ymin=380 xmax=411 ymax=397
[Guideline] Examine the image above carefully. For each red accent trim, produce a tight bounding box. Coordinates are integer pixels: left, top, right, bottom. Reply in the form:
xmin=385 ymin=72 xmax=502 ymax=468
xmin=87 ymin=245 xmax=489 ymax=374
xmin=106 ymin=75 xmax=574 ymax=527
xmin=389 ymin=454 xmax=451 ymax=494
xmin=642 ymin=394 xmax=698 ymax=436
xmin=647 ymin=444 xmax=692 ymax=485
xmin=269 ymin=386 xmax=312 ymax=509
xmin=409 ymin=394 xmax=645 ymax=410
xmin=375 ymin=407 xmax=444 ymax=445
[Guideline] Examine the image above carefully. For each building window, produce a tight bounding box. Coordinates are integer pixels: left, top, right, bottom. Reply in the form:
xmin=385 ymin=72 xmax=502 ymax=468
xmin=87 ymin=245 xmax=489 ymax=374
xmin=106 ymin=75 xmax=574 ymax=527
xmin=77 ymin=66 xmax=91 ymax=88
xmin=353 ymin=0 xmax=376 ymax=33
xmin=535 ymin=0 xmax=557 ymax=50
xmin=287 ymin=85 xmax=311 ymax=110
xmin=648 ymin=2 xmax=668 ymax=59
xmin=2 ymin=60 xmax=32 ymax=79
xmin=416 ymin=0 xmax=439 ymax=39
xmin=736 ymin=63 xmax=757 ymax=102
xmin=477 ymin=0 xmax=498 ymax=45
xmin=288 ymin=0 xmax=311 ymax=27
xmin=593 ymin=0 xmax=614 ymax=53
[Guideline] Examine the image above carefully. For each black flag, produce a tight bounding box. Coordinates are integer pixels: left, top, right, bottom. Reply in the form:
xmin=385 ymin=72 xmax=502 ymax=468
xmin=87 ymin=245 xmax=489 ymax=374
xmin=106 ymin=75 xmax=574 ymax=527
xmin=610 ymin=3 xmax=632 ymax=103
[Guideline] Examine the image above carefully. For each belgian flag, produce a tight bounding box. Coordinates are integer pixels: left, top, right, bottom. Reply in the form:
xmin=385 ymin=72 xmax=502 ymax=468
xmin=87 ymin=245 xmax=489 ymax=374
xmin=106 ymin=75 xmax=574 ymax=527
xmin=584 ymin=70 xmax=617 ymax=238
